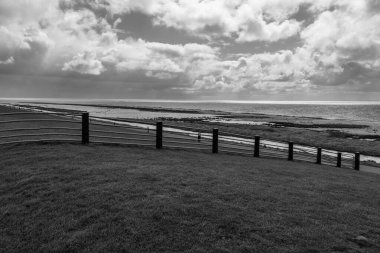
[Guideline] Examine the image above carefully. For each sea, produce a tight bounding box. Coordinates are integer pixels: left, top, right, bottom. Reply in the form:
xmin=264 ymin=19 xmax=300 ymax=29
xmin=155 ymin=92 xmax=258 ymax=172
xmin=1 ymin=98 xmax=380 ymax=123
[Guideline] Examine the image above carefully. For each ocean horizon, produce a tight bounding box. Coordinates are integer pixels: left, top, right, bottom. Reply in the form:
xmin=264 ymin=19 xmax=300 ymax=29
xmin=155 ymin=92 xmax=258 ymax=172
xmin=2 ymin=98 xmax=380 ymax=124
xmin=1 ymin=97 xmax=380 ymax=105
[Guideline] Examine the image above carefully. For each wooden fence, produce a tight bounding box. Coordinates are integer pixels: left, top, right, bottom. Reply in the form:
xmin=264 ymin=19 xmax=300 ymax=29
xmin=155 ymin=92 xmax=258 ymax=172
xmin=0 ymin=109 xmax=360 ymax=171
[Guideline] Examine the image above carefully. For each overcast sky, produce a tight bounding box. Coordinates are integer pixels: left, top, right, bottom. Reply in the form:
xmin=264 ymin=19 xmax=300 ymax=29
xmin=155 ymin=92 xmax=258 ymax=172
xmin=1 ymin=0 xmax=380 ymax=101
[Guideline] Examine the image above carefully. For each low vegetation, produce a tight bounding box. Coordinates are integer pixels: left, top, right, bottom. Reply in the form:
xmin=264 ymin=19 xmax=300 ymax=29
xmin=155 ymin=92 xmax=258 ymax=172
xmin=1 ymin=143 xmax=380 ymax=252
xmin=11 ymin=104 xmax=380 ymax=156
xmin=152 ymin=119 xmax=380 ymax=156
xmin=269 ymin=121 xmax=369 ymax=129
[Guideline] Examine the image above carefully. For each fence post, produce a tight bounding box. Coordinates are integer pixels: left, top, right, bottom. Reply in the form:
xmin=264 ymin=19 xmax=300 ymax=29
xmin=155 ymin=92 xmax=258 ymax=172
xmin=316 ymin=147 xmax=322 ymax=164
xmin=156 ymin=122 xmax=163 ymax=149
xmin=212 ymin=128 xmax=218 ymax=153
xmin=254 ymin=136 xmax=260 ymax=157
xmin=337 ymin=152 xmax=342 ymax=168
xmin=288 ymin=142 xmax=294 ymax=161
xmin=81 ymin=112 xmax=89 ymax=145
xmin=354 ymin=152 xmax=360 ymax=171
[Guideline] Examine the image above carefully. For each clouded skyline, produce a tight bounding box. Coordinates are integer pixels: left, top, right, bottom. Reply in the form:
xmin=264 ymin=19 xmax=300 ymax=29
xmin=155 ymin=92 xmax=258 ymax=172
xmin=1 ymin=0 xmax=380 ymax=101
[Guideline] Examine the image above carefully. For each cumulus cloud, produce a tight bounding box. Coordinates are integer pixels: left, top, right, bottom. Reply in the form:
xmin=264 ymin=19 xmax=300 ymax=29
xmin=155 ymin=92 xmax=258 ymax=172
xmin=236 ymin=19 xmax=301 ymax=43
xmin=0 ymin=57 xmax=14 ymax=65
xmin=1 ymin=0 xmax=380 ymax=97
xmin=298 ymin=1 xmax=380 ymax=86
xmin=63 ymin=35 xmax=219 ymax=82
xmin=62 ymin=51 xmax=105 ymax=75
xmin=85 ymin=0 xmax=303 ymax=42
xmin=185 ymin=49 xmax=314 ymax=94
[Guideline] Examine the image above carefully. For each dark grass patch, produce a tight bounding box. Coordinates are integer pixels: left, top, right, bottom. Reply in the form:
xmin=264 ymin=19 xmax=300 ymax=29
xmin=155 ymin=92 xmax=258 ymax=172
xmin=269 ymin=121 xmax=369 ymax=129
xmin=327 ymin=130 xmax=380 ymax=140
xmin=1 ymin=144 xmax=380 ymax=252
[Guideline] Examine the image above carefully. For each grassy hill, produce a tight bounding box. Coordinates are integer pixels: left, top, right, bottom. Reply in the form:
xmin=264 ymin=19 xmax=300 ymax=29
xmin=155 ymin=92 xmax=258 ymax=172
xmin=1 ymin=143 xmax=379 ymax=252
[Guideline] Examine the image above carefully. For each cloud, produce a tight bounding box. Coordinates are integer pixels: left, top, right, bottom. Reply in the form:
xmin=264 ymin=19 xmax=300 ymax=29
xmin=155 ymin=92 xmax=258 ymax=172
xmin=185 ymin=49 xmax=314 ymax=94
xmin=0 ymin=57 xmax=14 ymax=65
xmin=298 ymin=1 xmax=380 ymax=86
xmin=62 ymin=51 xmax=105 ymax=75
xmin=0 ymin=1 xmax=116 ymax=73
xmin=63 ymin=34 xmax=220 ymax=81
xmin=1 ymin=0 xmax=380 ymax=98
xmin=236 ymin=19 xmax=301 ymax=43
xmin=87 ymin=0 xmax=303 ymax=42
xmin=146 ymin=71 xmax=178 ymax=80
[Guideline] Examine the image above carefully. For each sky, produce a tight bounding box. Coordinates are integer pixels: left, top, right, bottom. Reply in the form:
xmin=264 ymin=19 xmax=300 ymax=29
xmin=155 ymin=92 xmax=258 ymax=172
xmin=1 ymin=0 xmax=380 ymax=101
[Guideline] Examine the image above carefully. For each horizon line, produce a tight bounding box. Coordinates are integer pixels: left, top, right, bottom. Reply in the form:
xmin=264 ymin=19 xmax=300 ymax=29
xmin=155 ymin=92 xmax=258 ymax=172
xmin=1 ymin=97 xmax=380 ymax=105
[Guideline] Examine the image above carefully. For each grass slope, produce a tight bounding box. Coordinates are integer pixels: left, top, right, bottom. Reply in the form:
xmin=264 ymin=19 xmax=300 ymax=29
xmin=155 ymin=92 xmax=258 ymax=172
xmin=1 ymin=144 xmax=380 ymax=252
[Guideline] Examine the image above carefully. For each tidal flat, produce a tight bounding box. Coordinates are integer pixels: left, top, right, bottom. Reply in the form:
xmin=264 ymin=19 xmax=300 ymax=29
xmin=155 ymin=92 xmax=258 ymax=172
xmin=11 ymin=102 xmax=380 ymax=157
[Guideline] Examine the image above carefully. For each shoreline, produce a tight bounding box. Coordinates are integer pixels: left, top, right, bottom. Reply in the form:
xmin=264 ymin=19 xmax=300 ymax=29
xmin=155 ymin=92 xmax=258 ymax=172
xmin=1 ymin=104 xmax=380 ymax=171
xmin=15 ymin=101 xmax=363 ymax=121
xmin=5 ymin=102 xmax=380 ymax=158
xmin=17 ymin=101 xmax=225 ymax=115
xmin=12 ymin=101 xmax=377 ymax=128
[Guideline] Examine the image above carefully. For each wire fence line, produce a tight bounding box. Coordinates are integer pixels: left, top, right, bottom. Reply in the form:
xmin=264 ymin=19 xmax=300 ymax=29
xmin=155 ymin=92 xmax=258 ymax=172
xmin=0 ymin=110 xmax=361 ymax=171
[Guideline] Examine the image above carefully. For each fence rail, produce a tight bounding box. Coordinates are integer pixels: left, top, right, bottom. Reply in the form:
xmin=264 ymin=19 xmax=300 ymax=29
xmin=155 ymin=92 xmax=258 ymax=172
xmin=0 ymin=110 xmax=363 ymax=171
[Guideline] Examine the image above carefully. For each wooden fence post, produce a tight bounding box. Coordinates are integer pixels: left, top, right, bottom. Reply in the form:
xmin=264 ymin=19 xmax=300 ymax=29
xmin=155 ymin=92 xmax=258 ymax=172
xmin=81 ymin=112 xmax=89 ymax=145
xmin=156 ymin=122 xmax=163 ymax=149
xmin=254 ymin=136 xmax=260 ymax=157
xmin=288 ymin=142 xmax=294 ymax=161
xmin=354 ymin=152 xmax=360 ymax=171
xmin=316 ymin=147 xmax=322 ymax=164
xmin=337 ymin=152 xmax=342 ymax=168
xmin=212 ymin=128 xmax=218 ymax=153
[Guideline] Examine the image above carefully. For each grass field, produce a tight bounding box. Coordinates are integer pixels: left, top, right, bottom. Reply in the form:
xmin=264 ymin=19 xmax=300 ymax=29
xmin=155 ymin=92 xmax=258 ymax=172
xmin=1 ymin=143 xmax=380 ymax=252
